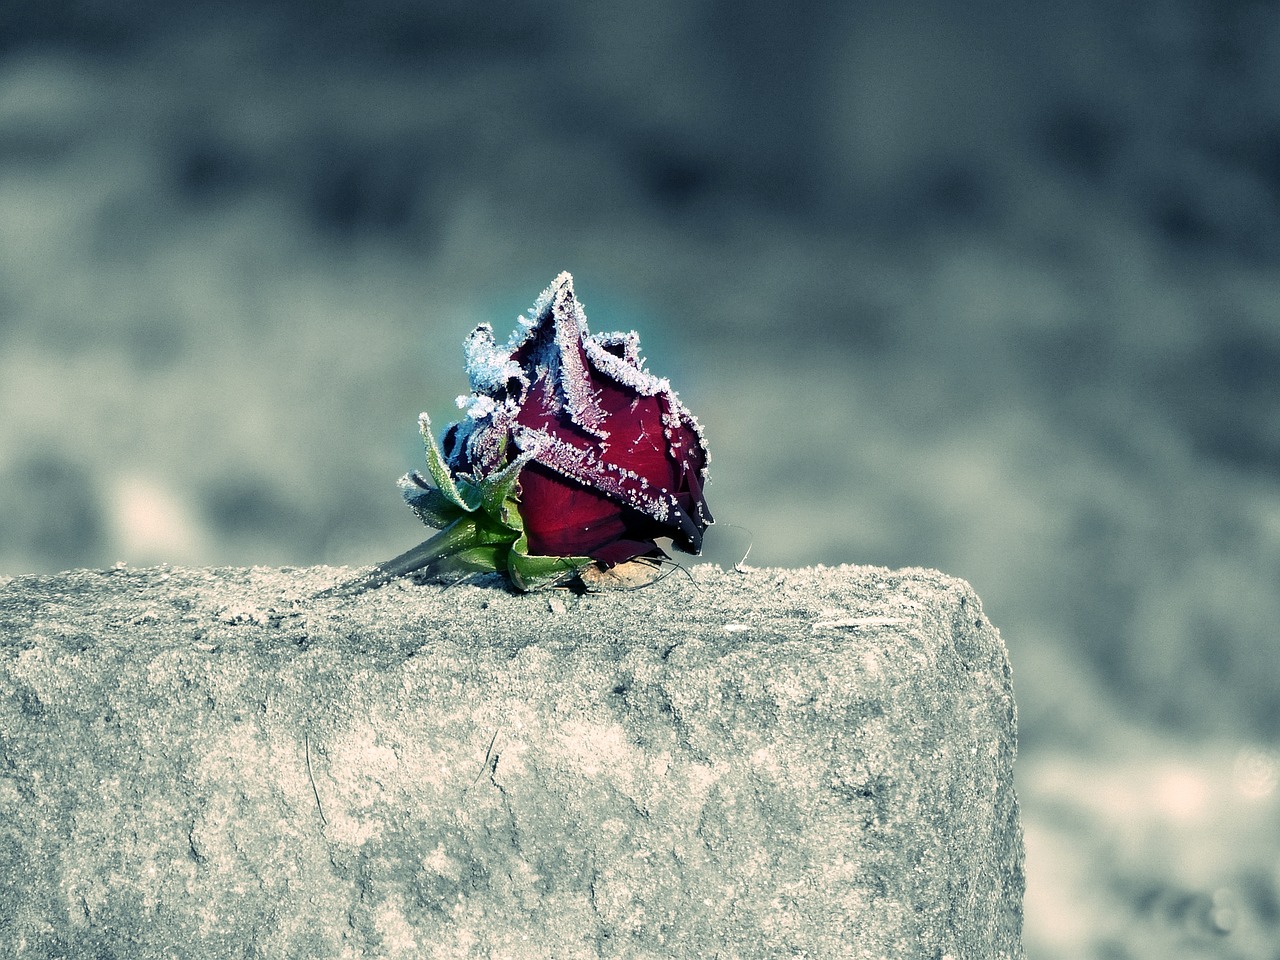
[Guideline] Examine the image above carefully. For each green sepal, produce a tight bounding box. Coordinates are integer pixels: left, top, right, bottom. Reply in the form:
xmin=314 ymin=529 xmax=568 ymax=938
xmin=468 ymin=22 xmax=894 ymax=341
xmin=439 ymin=545 xmax=509 ymax=573
xmin=480 ymin=449 xmax=535 ymax=525
xmin=455 ymin=476 xmax=484 ymax=512
xmin=403 ymin=481 xmax=465 ymax=529
xmin=499 ymin=496 xmax=524 ymax=533
xmin=470 ymin=520 xmax=520 ymax=549
xmin=386 ymin=420 xmax=591 ymax=592
xmin=419 ymin=413 xmax=482 ymax=512
xmin=507 ymin=530 xmax=592 ymax=592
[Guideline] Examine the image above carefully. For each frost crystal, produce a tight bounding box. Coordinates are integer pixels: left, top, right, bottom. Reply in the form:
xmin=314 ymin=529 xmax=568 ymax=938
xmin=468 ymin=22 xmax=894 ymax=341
xmin=456 ymin=393 xmax=497 ymax=420
xmin=581 ymin=333 xmax=671 ymax=397
xmin=464 ymin=323 xmax=524 ymax=395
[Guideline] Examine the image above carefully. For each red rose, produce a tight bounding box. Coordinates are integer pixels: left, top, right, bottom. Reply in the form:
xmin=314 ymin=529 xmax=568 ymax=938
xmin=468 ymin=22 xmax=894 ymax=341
xmin=442 ymin=272 xmax=711 ymax=566
xmin=321 ymin=272 xmax=715 ymax=596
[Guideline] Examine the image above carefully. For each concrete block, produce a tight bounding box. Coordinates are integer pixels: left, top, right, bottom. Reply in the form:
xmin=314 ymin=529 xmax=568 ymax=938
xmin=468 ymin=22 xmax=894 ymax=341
xmin=0 ymin=563 xmax=1023 ymax=958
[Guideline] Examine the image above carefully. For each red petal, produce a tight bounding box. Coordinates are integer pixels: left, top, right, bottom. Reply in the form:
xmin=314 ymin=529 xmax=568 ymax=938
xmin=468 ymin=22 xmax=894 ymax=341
xmin=517 ymin=464 xmax=633 ymax=558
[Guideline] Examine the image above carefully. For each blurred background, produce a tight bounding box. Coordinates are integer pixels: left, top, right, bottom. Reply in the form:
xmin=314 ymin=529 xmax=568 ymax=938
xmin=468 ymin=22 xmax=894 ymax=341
xmin=1 ymin=0 xmax=1277 ymax=955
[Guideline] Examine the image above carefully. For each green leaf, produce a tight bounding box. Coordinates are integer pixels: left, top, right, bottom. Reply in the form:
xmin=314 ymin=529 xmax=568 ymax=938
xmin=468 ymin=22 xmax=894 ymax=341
xmin=419 ymin=414 xmax=481 ymax=512
xmin=507 ymin=532 xmax=592 ymax=592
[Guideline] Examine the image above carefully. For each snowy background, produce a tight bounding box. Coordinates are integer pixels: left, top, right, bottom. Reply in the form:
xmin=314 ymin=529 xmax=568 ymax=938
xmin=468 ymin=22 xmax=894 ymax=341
xmin=1 ymin=1 xmax=1278 ymax=955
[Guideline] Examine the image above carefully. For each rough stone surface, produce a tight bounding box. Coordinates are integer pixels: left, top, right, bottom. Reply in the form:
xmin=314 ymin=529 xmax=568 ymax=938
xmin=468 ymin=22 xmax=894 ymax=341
xmin=0 ymin=563 xmax=1023 ymax=959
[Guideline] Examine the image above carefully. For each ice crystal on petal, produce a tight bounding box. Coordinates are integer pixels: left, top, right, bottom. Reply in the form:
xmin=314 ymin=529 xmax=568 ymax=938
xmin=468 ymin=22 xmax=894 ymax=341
xmin=545 ymin=278 xmax=608 ymax=438
xmin=457 ymin=393 xmax=498 ymax=420
xmin=582 ymin=332 xmax=671 ymax=397
xmin=592 ymin=330 xmax=643 ymax=366
xmin=518 ymin=272 xmax=569 ymax=344
xmin=464 ymin=323 xmax=523 ymax=395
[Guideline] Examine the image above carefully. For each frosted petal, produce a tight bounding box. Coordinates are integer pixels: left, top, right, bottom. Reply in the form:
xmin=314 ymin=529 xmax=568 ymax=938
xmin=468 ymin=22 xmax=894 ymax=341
xmin=514 ymin=424 xmax=682 ymax=526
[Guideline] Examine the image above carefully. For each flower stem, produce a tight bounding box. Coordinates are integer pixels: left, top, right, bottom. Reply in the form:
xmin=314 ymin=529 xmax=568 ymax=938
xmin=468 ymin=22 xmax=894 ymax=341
xmin=373 ymin=516 xmax=480 ymax=581
xmin=319 ymin=516 xmax=480 ymax=597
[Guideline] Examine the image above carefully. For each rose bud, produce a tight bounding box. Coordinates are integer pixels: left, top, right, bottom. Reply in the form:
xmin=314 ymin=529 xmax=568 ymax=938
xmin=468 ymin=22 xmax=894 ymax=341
xmin=323 ymin=272 xmax=713 ymax=597
xmin=442 ymin=271 xmax=712 ymax=567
